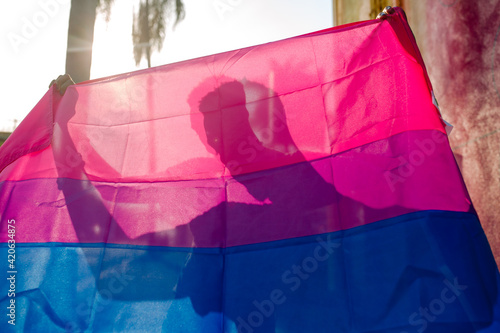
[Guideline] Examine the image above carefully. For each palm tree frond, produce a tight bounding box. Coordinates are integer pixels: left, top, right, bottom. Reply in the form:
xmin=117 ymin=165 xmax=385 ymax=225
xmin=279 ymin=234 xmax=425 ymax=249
xmin=97 ymin=0 xmax=115 ymax=22
xmin=132 ymin=0 xmax=185 ymax=67
xmin=174 ymin=0 xmax=186 ymax=26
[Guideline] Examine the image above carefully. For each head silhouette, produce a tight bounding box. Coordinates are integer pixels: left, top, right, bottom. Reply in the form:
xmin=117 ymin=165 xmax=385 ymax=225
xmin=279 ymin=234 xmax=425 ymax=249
xmin=198 ymin=81 xmax=254 ymax=163
xmin=188 ymin=78 xmax=300 ymax=177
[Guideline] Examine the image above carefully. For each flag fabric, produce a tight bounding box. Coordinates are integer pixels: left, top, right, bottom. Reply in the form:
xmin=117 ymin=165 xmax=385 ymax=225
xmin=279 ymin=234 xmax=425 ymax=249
xmin=1 ymin=8 xmax=499 ymax=332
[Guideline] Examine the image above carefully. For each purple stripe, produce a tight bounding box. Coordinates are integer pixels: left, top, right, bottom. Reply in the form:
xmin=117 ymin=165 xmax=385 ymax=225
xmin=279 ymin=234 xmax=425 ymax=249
xmin=0 ymin=130 xmax=471 ymax=247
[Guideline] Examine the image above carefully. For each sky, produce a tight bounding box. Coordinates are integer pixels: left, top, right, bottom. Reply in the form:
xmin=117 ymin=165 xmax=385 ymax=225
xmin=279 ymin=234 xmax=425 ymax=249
xmin=0 ymin=0 xmax=333 ymax=132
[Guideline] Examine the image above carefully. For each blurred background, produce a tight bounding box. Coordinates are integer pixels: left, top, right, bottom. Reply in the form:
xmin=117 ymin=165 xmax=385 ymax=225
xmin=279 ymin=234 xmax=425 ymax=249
xmin=1 ymin=0 xmax=499 ymax=266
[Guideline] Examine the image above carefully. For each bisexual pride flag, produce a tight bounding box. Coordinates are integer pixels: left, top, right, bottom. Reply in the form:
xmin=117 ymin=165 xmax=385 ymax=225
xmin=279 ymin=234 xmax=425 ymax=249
xmin=1 ymin=7 xmax=499 ymax=333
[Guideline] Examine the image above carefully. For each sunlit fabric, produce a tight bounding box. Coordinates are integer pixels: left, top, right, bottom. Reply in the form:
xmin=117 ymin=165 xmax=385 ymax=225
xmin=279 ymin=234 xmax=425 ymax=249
xmin=1 ymin=8 xmax=499 ymax=332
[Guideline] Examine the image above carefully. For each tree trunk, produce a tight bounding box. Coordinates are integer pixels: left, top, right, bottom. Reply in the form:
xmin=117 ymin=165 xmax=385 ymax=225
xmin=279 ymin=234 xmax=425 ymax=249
xmin=65 ymin=0 xmax=99 ymax=83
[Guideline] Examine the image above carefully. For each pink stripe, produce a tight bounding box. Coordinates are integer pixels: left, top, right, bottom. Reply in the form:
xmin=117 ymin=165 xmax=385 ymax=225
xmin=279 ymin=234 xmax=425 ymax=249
xmin=1 ymin=15 xmax=444 ymax=183
xmin=0 ymin=89 xmax=53 ymax=173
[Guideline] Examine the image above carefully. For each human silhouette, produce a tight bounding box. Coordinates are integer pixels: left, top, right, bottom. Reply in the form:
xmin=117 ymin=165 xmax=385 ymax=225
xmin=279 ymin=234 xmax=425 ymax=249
xmin=53 ymin=77 xmax=397 ymax=332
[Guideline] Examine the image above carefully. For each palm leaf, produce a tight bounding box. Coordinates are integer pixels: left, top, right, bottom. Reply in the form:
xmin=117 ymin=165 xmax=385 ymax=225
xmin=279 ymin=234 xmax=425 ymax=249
xmin=132 ymin=0 xmax=186 ymax=67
